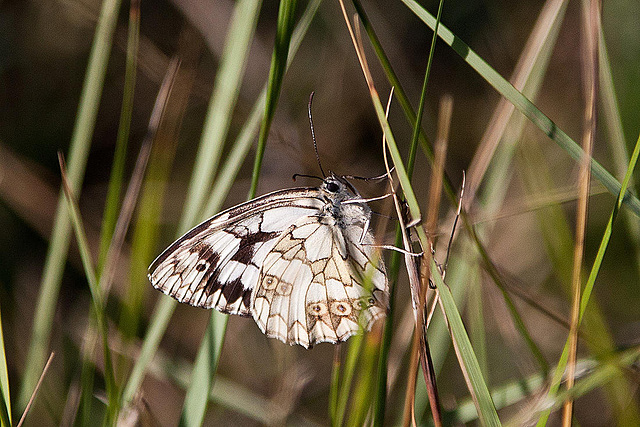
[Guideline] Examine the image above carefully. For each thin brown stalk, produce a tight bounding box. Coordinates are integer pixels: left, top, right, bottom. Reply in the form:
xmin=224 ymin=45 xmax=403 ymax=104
xmin=17 ymin=352 xmax=55 ymax=427
xmin=402 ymin=96 xmax=451 ymax=427
xmin=563 ymin=0 xmax=600 ymax=424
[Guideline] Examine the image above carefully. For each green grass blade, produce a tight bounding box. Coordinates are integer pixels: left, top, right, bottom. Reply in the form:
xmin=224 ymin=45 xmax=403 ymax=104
xmin=0 ymin=305 xmax=10 ymax=426
xmin=97 ymin=0 xmax=140 ymax=273
xmin=180 ymin=0 xmax=263 ymax=235
xmin=346 ymin=335 xmax=381 ymax=427
xmin=580 ymin=133 xmax=640 ymax=322
xmin=536 ymin=130 xmax=640 ymax=426
xmin=373 ymin=236 xmax=400 ymax=426
xmin=352 ymin=60 xmax=499 ymax=422
xmin=79 ymin=4 xmax=140 ymax=422
xmin=18 ymin=0 xmax=123 ymax=410
xmin=203 ymin=0 xmax=322 ymax=217
xmin=468 ymin=270 xmax=488 ymax=379
xmin=124 ymin=0 xmax=262 ymax=410
xmin=358 ymin=2 xmax=566 ymax=397
xmin=121 ymin=31 xmax=202 ymax=342
xmin=454 ymin=344 xmax=639 ymax=424
xmin=179 ymin=1 xmax=324 ymax=417
xmin=599 ymin=31 xmax=640 ymax=273
xmin=122 ymin=297 xmax=175 ymax=404
xmin=335 ymin=333 xmax=364 ymax=427
xmin=552 ymin=347 xmax=640 ymax=411
xmin=157 ymin=352 xmax=321 ymax=425
xmin=180 ymin=4 xmax=324 ymax=417
xmin=406 ymin=0 xmax=445 ymax=177
xmin=59 ymin=156 xmax=118 ymax=424
xmin=453 ymin=368 xmax=545 ymax=423
xmin=179 ymin=311 xmax=228 ymax=427
xmin=248 ymin=0 xmax=299 ymax=199
xmin=356 ymin=9 xmax=566 ymax=414
xmin=402 ymin=0 xmax=640 ymax=218
xmin=177 ymin=1 xmax=264 ymax=425
xmin=181 ymin=2 xmax=300 ymax=422
xmin=182 ymin=0 xmax=300 ymax=424
xmin=350 ymin=0 xmax=437 ymax=166
xmin=430 ymin=259 xmax=501 ymax=427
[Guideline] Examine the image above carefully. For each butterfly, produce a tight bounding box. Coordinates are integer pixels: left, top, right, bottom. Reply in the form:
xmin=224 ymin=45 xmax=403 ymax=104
xmin=148 ymin=174 xmax=389 ymax=348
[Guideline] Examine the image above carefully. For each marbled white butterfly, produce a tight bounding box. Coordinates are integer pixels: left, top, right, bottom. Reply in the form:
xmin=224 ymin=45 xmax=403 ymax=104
xmin=148 ymin=174 xmax=389 ymax=348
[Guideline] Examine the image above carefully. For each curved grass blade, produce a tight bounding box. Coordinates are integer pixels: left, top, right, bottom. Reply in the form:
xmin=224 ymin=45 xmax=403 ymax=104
xmin=374 ymin=0 xmax=447 ymax=422
xmin=121 ymin=27 xmax=202 ymax=342
xmin=599 ymin=31 xmax=640 ymax=274
xmin=401 ymin=0 xmax=640 ymax=218
xmin=341 ymin=6 xmax=501 ymax=420
xmin=356 ymin=5 xmax=566 ymax=405
xmin=98 ymin=0 xmax=141 ymax=273
xmin=19 ymin=0 xmax=124 ymax=409
xmin=179 ymin=1 xmax=304 ymax=424
xmin=371 ymin=71 xmax=502 ymax=427
xmin=180 ymin=0 xmax=262 ymax=235
xmin=124 ymin=0 xmax=263 ymax=410
xmin=59 ymin=154 xmax=118 ymax=423
xmin=430 ymin=259 xmax=501 ymax=427
xmin=202 ymin=0 xmax=323 ymax=217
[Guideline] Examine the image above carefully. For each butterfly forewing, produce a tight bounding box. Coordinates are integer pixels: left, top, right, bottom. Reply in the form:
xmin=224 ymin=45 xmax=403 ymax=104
xmin=148 ymin=188 xmax=325 ymax=315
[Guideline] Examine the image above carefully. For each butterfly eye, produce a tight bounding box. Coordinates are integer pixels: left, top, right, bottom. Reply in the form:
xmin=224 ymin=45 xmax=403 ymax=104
xmin=326 ymin=181 xmax=340 ymax=193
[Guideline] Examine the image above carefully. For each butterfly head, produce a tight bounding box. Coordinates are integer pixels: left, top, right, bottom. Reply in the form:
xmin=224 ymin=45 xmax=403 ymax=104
xmin=321 ymin=174 xmax=360 ymax=201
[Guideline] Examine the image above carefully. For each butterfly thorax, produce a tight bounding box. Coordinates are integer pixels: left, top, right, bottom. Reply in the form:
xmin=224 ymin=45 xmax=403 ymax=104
xmin=319 ymin=176 xmax=371 ymax=230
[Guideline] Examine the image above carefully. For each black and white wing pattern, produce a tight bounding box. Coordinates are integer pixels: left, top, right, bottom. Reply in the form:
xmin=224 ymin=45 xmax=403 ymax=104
xmin=148 ymin=189 xmax=324 ymax=315
xmin=148 ymin=175 xmax=389 ymax=348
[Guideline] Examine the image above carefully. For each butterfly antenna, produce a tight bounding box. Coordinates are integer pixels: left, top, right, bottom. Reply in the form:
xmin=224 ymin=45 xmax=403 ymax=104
xmin=308 ymin=91 xmax=326 ymax=178
xmin=292 ymin=173 xmax=324 ymax=182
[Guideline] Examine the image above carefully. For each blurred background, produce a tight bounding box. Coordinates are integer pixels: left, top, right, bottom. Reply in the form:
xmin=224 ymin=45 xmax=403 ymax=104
xmin=1 ymin=0 xmax=639 ymax=425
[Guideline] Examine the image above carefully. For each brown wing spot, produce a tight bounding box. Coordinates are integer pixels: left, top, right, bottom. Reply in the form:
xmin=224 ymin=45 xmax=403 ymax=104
xmin=263 ymin=275 xmax=278 ymax=290
xmin=195 ymin=262 xmax=207 ymax=272
xmin=330 ymin=300 xmax=352 ymax=316
xmin=276 ymin=281 xmax=292 ymax=296
xmin=307 ymin=302 xmax=328 ymax=317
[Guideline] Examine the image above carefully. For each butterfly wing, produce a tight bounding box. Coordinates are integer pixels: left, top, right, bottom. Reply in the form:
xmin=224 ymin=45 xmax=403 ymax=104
xmin=251 ymin=214 xmax=389 ymax=348
xmin=148 ymin=188 xmax=324 ymax=315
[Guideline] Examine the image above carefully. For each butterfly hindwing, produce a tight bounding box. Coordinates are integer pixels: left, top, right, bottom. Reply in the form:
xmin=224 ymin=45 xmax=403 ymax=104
xmin=252 ymin=213 xmax=388 ymax=348
xmin=148 ymin=188 xmax=325 ymax=315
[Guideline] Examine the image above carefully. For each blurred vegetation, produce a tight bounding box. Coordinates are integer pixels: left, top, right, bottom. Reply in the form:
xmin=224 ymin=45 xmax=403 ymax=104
xmin=1 ymin=0 xmax=639 ymax=425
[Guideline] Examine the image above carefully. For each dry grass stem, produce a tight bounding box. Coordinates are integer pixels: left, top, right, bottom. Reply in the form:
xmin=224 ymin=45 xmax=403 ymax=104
xmin=563 ymin=0 xmax=600 ymax=424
